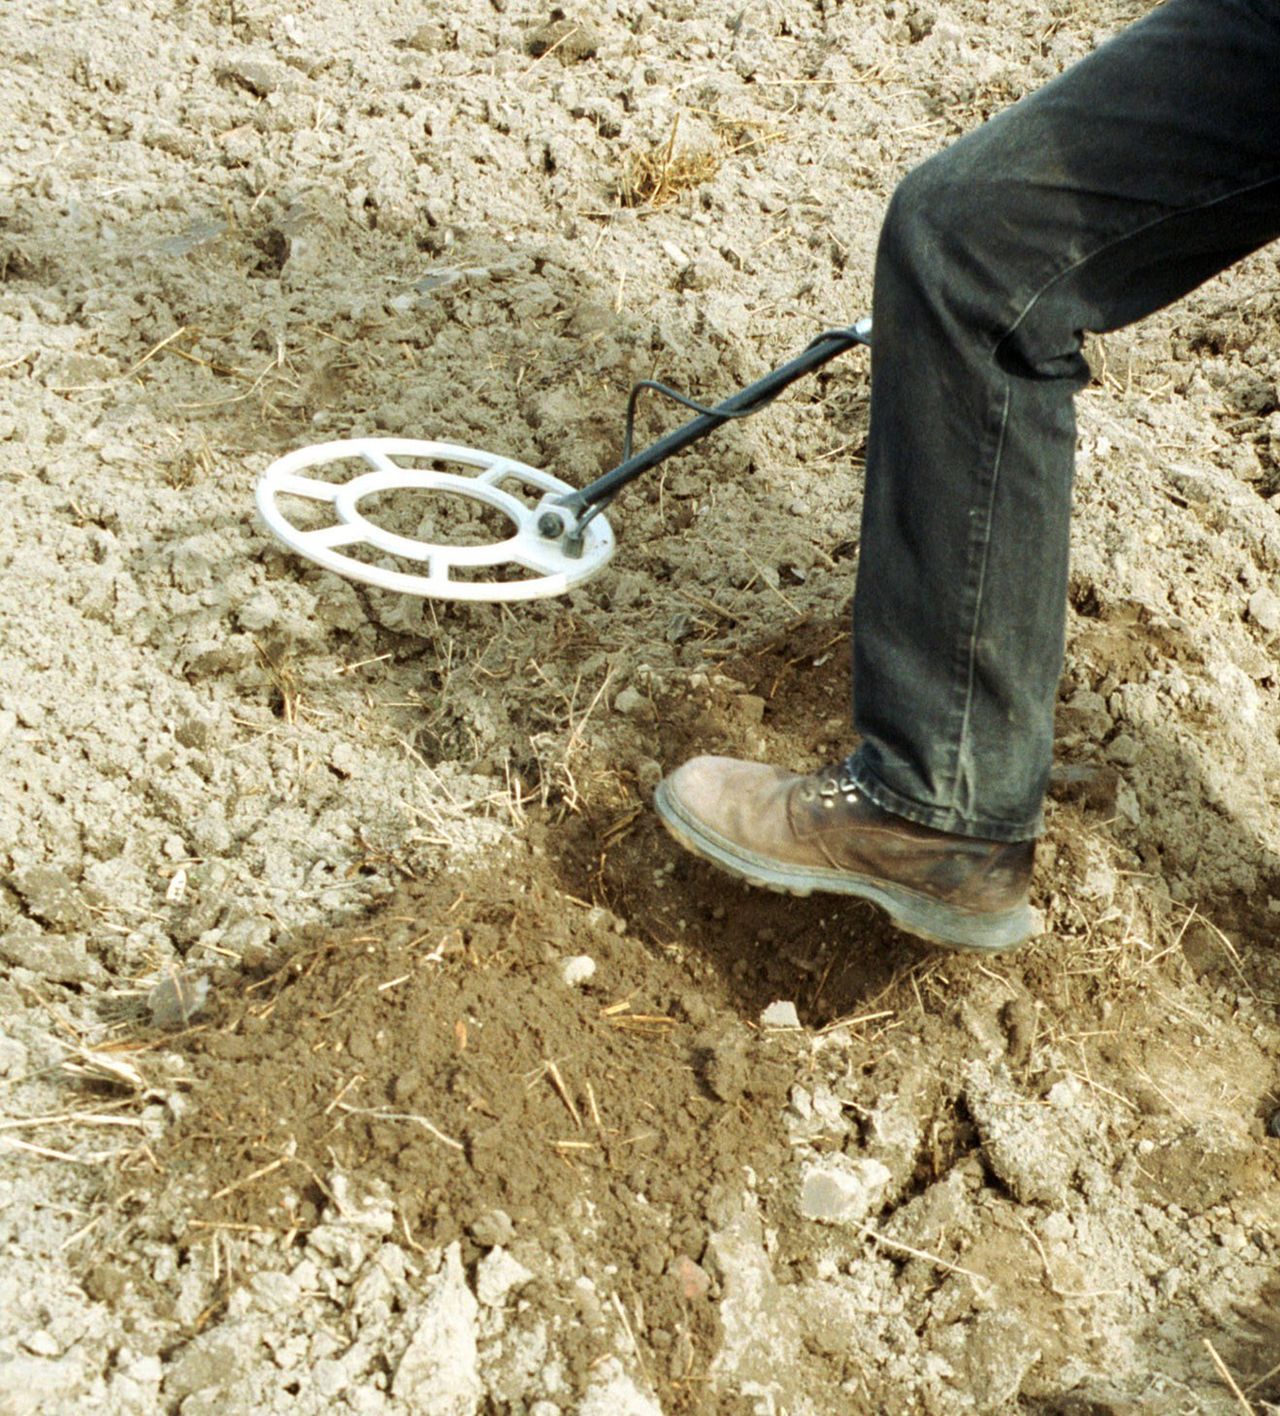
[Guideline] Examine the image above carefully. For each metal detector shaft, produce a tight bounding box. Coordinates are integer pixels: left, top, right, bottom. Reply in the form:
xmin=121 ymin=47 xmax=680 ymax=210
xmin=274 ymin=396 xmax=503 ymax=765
xmin=552 ymin=317 xmax=871 ymax=522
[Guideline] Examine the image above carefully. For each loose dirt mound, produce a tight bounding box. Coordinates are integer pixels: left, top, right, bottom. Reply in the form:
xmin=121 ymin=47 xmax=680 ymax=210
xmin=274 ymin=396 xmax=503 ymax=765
xmin=2 ymin=0 xmax=1279 ymax=1412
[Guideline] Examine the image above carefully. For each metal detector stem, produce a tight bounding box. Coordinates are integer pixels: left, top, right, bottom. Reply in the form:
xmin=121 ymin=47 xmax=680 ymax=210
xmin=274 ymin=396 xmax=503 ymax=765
xmin=543 ymin=317 xmax=871 ymax=555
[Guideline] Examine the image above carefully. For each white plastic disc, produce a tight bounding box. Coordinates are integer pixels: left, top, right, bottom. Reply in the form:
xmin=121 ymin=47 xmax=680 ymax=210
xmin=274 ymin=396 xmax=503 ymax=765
xmin=255 ymin=438 xmax=614 ymax=603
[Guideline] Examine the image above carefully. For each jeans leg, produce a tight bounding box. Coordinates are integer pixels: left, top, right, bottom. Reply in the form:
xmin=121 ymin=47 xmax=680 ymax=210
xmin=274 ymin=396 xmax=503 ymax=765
xmin=849 ymin=0 xmax=1280 ymax=842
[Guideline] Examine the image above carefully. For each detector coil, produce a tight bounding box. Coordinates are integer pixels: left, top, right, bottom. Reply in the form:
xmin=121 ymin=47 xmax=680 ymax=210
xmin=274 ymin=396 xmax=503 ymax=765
xmin=255 ymin=438 xmax=615 ymax=603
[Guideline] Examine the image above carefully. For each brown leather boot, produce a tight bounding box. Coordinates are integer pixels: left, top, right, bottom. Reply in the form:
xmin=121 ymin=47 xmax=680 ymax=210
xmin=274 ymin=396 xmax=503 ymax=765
xmin=654 ymin=756 xmax=1040 ymax=953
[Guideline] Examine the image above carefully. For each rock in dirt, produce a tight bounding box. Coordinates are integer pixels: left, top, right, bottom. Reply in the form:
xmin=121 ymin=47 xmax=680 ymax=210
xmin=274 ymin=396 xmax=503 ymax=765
xmin=475 ymin=1247 xmax=534 ymax=1308
xmin=760 ymin=999 xmax=801 ymax=1028
xmin=559 ymin=954 xmax=596 ymax=987
xmin=668 ymin=1253 xmax=712 ymax=1300
xmin=798 ymin=1157 xmax=893 ymax=1225
xmin=164 ymin=1319 xmax=262 ymax=1404
xmin=392 ymin=1243 xmax=481 ymax=1414
xmin=526 ymin=16 xmax=600 ymax=62
xmin=1247 ymin=586 xmax=1280 ymax=633
xmin=931 ymin=1310 xmax=1042 ymax=1408
xmin=701 ymin=1031 xmax=748 ymax=1102
xmin=0 ymin=919 xmax=104 ymax=985
xmin=8 ymin=866 xmax=93 ymax=932
xmin=578 ymin=1358 xmax=662 ymax=1415
xmin=404 ymin=22 xmax=450 ymax=53
xmin=217 ymin=55 xmax=290 ymax=97
xmin=705 ymin=1199 xmax=802 ymax=1404
xmin=469 ymin=1209 xmax=515 ymax=1248
xmin=963 ymin=1061 xmax=1080 ymax=1206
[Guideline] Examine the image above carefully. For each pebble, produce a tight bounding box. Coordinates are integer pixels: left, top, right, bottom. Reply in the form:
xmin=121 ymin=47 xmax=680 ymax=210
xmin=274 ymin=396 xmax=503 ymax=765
xmin=469 ymin=1209 xmax=515 ymax=1249
xmin=218 ymin=56 xmax=289 ymax=97
xmin=1105 ymin=732 xmax=1140 ymax=767
xmin=21 ymin=1331 xmax=60 ymax=1357
xmin=560 ymin=955 xmax=596 ymax=987
xmin=0 ymin=919 xmax=105 ymax=985
xmin=613 ymin=685 xmax=647 ymax=716
xmin=760 ymin=1000 xmax=800 ymax=1029
xmin=1247 ymin=586 xmax=1280 ymax=633
xmin=475 ymin=1247 xmax=534 ymax=1307
xmin=392 ymin=1244 xmax=480 ymax=1409
xmin=8 ymin=865 xmax=93 ymax=931
xmin=669 ymin=1254 xmax=712 ymax=1300
xmin=798 ymin=1157 xmax=892 ymax=1225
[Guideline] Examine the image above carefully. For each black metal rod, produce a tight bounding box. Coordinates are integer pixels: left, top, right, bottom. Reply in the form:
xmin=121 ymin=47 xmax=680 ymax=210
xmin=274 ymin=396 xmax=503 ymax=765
xmin=553 ymin=318 xmax=871 ymax=516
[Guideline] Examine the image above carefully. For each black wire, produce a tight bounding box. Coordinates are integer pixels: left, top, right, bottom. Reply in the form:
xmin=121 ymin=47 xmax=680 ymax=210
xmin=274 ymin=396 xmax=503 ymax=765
xmin=620 ymin=326 xmax=863 ymax=462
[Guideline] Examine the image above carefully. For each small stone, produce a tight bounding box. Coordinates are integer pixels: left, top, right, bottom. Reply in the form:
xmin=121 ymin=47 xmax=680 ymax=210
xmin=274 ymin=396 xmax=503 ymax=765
xmin=560 ymin=955 xmax=596 ymax=987
xmin=475 ymin=1247 xmax=533 ymax=1307
xmin=0 ymin=919 xmax=104 ymax=985
xmin=760 ymin=1000 xmax=801 ymax=1029
xmin=578 ymin=1358 xmax=663 ymax=1416
xmin=613 ymin=685 xmax=647 ymax=716
xmin=526 ymin=17 xmax=600 ymax=62
xmin=798 ymin=1157 xmax=893 ymax=1225
xmin=669 ymin=1254 xmax=711 ymax=1300
xmin=218 ymin=56 xmax=289 ymax=97
xmin=468 ymin=1210 xmax=515 ymax=1249
xmin=392 ymin=1244 xmax=480 ymax=1411
xmin=1104 ymin=732 xmax=1140 ymax=766
xmin=733 ymin=693 xmax=766 ymax=725
xmin=964 ymin=1061 xmax=1079 ymax=1206
xmin=405 ymin=22 xmax=450 ymax=52
xmin=1247 ymin=587 xmax=1280 ymax=633
xmin=236 ymin=588 xmax=280 ymax=632
xmin=327 ymin=1173 xmax=396 ymax=1233
xmin=9 ymin=866 xmax=93 ymax=931
xmin=124 ymin=1355 xmax=163 ymax=1385
xmin=312 ymin=1358 xmax=349 ymax=1398
xmin=702 ymin=1033 xmax=748 ymax=1103
xmin=21 ymin=1331 xmax=60 ymax=1357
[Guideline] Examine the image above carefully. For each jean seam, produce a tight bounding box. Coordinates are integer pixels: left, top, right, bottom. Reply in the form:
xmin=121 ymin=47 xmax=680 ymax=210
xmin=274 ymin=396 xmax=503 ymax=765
xmin=946 ymin=379 xmax=1012 ymax=817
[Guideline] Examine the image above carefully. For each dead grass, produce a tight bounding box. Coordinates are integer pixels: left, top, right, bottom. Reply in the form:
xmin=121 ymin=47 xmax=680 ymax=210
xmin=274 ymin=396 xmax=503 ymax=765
xmin=619 ymin=116 xmax=723 ymax=209
xmin=618 ymin=111 xmax=783 ymax=210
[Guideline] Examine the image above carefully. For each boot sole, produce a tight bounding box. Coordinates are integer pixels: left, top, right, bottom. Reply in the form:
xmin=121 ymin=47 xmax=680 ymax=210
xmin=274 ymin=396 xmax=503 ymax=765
xmin=654 ymin=779 xmax=1039 ymax=954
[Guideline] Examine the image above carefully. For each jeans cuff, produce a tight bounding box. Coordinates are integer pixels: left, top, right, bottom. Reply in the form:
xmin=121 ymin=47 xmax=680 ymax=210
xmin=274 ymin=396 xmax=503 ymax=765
xmin=847 ymin=755 xmax=1042 ymax=844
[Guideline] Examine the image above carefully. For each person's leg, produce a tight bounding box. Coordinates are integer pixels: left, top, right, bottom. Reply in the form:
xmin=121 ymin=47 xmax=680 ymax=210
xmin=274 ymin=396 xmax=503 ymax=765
xmin=656 ymin=0 xmax=1280 ymax=950
xmin=851 ymin=0 xmax=1280 ymax=842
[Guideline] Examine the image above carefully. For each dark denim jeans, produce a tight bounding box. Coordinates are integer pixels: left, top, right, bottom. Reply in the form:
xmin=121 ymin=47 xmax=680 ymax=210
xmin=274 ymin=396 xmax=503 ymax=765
xmin=848 ymin=0 xmax=1280 ymax=842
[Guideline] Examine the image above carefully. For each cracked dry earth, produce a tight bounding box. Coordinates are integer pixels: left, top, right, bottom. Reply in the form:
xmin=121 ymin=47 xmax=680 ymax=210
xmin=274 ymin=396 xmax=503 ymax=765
xmin=2 ymin=0 xmax=1279 ymax=1413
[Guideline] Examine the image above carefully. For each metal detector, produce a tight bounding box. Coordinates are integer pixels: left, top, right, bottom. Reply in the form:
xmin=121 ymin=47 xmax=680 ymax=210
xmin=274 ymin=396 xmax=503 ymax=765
xmin=256 ymin=317 xmax=871 ymax=603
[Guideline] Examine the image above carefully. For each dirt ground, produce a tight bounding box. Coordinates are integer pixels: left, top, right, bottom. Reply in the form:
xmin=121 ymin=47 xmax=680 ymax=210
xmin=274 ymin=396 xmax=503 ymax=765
xmin=2 ymin=0 xmax=1279 ymax=1412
